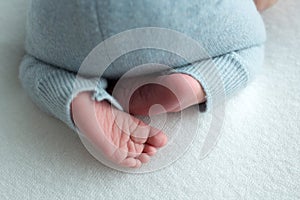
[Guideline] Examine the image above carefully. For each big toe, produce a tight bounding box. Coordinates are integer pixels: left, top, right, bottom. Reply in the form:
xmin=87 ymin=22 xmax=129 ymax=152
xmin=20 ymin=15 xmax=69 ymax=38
xmin=146 ymin=131 xmax=168 ymax=148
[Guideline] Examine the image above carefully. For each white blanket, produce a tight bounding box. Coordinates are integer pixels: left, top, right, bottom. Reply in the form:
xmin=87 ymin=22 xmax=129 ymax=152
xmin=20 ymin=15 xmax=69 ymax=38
xmin=0 ymin=0 xmax=299 ymax=199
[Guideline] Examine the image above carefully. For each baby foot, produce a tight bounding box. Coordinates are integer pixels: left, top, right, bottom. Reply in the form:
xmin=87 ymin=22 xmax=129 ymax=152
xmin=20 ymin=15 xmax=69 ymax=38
xmin=71 ymin=92 xmax=167 ymax=168
xmin=254 ymin=0 xmax=278 ymax=12
xmin=113 ymin=73 xmax=206 ymax=116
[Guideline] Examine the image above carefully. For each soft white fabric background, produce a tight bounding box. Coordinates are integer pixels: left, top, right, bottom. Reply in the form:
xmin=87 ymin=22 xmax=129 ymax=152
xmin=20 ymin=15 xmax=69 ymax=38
xmin=0 ymin=0 xmax=299 ymax=199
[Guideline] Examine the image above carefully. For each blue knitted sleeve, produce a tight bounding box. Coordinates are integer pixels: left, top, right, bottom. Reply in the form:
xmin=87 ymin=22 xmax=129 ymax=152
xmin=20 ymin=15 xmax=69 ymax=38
xmin=173 ymin=45 xmax=265 ymax=111
xmin=19 ymin=55 xmax=122 ymax=131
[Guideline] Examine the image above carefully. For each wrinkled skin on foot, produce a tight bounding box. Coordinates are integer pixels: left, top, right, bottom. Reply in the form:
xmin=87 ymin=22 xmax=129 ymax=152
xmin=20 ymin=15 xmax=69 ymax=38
xmin=72 ymin=92 xmax=168 ymax=168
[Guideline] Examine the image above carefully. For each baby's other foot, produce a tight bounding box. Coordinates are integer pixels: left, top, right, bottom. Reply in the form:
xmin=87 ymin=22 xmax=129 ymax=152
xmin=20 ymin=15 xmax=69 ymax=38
xmin=71 ymin=92 xmax=167 ymax=168
xmin=113 ymin=73 xmax=206 ymax=116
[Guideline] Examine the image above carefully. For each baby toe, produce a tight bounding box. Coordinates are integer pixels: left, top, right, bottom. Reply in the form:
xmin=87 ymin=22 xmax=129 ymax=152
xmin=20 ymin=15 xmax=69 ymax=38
xmin=137 ymin=153 xmax=151 ymax=163
xmin=143 ymin=144 xmax=157 ymax=156
xmin=126 ymin=140 xmax=144 ymax=157
xmin=130 ymin=135 xmax=147 ymax=144
xmin=146 ymin=131 xmax=168 ymax=148
xmin=121 ymin=157 xmax=142 ymax=168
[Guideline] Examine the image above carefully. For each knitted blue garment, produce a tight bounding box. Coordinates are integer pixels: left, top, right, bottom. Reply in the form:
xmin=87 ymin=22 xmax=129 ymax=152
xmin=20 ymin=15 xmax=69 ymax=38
xmin=19 ymin=0 xmax=266 ymax=130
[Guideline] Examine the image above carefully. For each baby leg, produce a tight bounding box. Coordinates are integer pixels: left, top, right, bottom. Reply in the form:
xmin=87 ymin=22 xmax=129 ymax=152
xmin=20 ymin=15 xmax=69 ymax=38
xmin=19 ymin=55 xmax=167 ymax=168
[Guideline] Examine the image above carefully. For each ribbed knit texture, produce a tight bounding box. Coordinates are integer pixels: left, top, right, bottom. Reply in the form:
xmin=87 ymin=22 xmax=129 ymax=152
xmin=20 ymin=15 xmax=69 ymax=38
xmin=174 ymin=46 xmax=264 ymax=111
xmin=19 ymin=0 xmax=266 ymax=130
xmin=19 ymin=55 xmax=122 ymax=130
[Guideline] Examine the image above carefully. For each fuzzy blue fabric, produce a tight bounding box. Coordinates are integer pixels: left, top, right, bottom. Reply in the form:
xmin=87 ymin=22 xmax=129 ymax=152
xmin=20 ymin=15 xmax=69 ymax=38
xmin=19 ymin=0 xmax=265 ymax=129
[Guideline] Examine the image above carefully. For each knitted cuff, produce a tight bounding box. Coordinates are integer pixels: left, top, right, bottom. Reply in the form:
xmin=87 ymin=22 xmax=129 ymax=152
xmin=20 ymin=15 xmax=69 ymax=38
xmin=37 ymin=72 xmax=123 ymax=131
xmin=173 ymin=52 xmax=250 ymax=111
